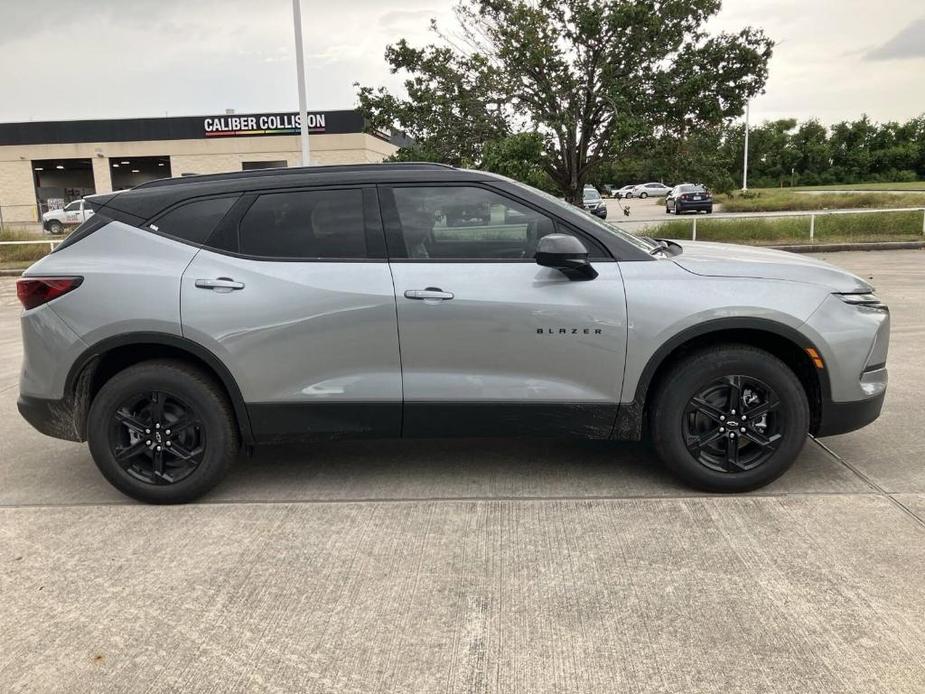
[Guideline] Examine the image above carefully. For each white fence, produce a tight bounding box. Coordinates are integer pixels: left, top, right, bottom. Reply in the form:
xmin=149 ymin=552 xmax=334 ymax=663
xmin=619 ymin=206 xmax=925 ymax=242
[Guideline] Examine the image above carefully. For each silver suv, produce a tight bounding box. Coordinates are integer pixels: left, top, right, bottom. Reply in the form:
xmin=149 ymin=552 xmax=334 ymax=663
xmin=16 ymin=163 xmax=889 ymax=503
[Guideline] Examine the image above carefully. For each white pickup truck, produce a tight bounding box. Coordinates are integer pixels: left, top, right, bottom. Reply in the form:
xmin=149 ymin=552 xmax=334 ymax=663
xmin=42 ymin=199 xmax=93 ymax=234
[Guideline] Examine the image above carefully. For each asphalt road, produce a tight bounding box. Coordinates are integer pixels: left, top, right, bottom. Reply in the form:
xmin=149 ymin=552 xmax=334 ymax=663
xmin=1 ymin=250 xmax=924 ymax=692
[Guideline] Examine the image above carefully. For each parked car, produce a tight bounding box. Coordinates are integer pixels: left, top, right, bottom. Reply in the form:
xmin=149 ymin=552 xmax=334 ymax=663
xmin=613 ymin=184 xmax=636 ymax=199
xmin=666 ymin=184 xmax=713 ymax=214
xmin=631 ymin=182 xmax=672 ymax=199
xmin=582 ymin=186 xmax=607 ymax=219
xmin=17 ymin=163 xmax=889 ymax=503
xmin=42 ymin=199 xmax=93 ymax=234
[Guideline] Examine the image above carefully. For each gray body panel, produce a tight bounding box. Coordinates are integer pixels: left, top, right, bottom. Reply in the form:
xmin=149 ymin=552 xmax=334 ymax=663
xmin=618 ymin=258 xmax=833 ymax=403
xmin=389 ymin=261 xmax=627 ymax=403
xmin=180 ymin=248 xmax=402 ymax=405
xmin=671 ymin=240 xmax=872 ymax=293
xmin=20 ymin=222 xmax=198 ymax=398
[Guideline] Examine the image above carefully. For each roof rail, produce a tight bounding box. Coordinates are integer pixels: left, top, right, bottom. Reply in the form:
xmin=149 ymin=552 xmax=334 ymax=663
xmin=132 ymin=162 xmax=457 ymax=190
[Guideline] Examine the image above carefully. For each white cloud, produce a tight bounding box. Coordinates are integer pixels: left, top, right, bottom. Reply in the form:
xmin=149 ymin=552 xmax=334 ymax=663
xmin=0 ymin=1 xmax=921 ymax=125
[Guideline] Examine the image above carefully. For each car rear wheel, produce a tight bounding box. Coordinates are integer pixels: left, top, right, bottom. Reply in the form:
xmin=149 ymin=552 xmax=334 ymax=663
xmin=48 ymin=220 xmax=64 ymax=234
xmin=650 ymin=345 xmax=809 ymax=492
xmin=87 ymin=359 xmax=239 ymax=503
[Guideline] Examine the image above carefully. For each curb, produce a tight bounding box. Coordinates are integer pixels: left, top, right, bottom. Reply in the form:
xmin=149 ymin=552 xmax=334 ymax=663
xmin=768 ymin=241 xmax=925 ymax=253
xmin=0 ymin=269 xmax=27 ymax=277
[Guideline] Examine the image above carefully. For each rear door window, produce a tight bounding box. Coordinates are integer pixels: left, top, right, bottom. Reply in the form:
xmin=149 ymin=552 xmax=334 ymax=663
xmin=237 ymin=189 xmax=367 ymax=259
xmin=149 ymin=197 xmax=237 ymax=245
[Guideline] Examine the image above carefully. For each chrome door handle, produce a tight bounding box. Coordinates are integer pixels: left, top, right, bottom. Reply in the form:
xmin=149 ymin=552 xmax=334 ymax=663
xmin=195 ymin=277 xmax=245 ymax=291
xmin=404 ymin=287 xmax=454 ymax=301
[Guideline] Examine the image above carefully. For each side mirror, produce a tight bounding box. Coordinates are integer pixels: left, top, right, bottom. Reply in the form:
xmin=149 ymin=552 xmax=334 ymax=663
xmin=535 ymin=234 xmax=598 ymax=281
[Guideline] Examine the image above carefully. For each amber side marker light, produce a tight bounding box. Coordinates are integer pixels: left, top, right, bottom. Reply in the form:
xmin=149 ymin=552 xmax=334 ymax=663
xmin=805 ymin=347 xmax=825 ymax=369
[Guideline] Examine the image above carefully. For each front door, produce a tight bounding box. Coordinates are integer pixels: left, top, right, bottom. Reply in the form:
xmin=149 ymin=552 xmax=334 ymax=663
xmin=381 ymin=184 xmax=628 ymax=438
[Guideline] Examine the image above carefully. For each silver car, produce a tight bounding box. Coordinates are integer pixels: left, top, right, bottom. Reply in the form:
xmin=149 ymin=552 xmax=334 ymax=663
xmin=631 ymin=182 xmax=672 ymax=198
xmin=17 ymin=164 xmax=889 ymax=502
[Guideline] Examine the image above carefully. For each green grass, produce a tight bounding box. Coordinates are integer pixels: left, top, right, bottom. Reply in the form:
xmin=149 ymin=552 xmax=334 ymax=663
xmin=784 ymin=181 xmax=925 ymax=192
xmin=0 ymin=228 xmax=56 ymax=266
xmin=717 ymin=190 xmax=925 ymax=213
xmin=649 ymin=210 xmax=925 ymax=245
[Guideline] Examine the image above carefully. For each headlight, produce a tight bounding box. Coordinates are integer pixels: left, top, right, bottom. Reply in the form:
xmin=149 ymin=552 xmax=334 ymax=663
xmin=837 ymin=292 xmax=888 ymax=311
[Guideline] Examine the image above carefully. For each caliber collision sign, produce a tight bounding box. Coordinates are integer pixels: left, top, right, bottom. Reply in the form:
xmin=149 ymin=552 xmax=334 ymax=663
xmin=203 ymin=113 xmax=327 ymax=137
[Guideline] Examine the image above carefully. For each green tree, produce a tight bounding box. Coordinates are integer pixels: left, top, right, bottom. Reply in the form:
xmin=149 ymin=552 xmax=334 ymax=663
xmin=358 ymin=0 xmax=773 ymax=202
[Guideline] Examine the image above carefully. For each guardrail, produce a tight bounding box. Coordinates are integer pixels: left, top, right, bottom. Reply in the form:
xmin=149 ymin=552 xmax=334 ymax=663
xmin=620 ymin=206 xmax=925 ymax=241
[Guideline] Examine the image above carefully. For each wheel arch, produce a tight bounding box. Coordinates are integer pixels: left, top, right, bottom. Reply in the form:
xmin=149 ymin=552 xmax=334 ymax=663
xmin=65 ymin=332 xmax=254 ymax=445
xmin=615 ymin=318 xmax=829 ymax=440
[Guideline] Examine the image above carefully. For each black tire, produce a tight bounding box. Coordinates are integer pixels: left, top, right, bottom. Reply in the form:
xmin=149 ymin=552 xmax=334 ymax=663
xmin=666 ymin=205 xmax=671 ymax=214
xmin=87 ymin=359 xmax=239 ymax=503
xmin=48 ymin=220 xmax=64 ymax=234
xmin=639 ymin=192 xmax=648 ymax=199
xmin=706 ymin=206 xmax=713 ymax=214
xmin=650 ymin=345 xmax=809 ymax=492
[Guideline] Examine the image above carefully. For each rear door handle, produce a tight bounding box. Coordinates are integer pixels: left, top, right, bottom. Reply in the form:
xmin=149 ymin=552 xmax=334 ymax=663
xmin=195 ymin=277 xmax=245 ymax=291
xmin=404 ymin=287 xmax=454 ymax=301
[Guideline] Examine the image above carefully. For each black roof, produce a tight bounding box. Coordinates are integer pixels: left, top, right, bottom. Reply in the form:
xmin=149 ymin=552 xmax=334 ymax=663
xmin=87 ymin=162 xmax=490 ymax=220
xmin=133 ymin=162 xmax=457 ymax=189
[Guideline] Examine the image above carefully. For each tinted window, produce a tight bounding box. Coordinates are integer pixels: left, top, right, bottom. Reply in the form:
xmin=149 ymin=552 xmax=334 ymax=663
xmin=64 ymin=201 xmax=81 ymax=211
xmin=150 ymin=197 xmax=236 ymax=244
xmin=238 ymin=189 xmax=366 ymax=259
xmin=392 ymin=186 xmax=590 ymax=260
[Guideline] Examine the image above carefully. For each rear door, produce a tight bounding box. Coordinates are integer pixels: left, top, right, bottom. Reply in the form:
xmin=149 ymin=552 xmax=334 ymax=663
xmin=381 ymin=183 xmax=628 ymax=438
xmin=180 ymin=186 xmax=402 ymax=442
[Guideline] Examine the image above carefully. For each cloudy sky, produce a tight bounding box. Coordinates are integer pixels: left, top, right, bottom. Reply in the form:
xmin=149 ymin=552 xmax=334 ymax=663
xmin=0 ymin=0 xmax=922 ymax=126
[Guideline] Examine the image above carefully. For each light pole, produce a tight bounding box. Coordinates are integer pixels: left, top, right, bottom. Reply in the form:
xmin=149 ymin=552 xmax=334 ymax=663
xmin=292 ymin=0 xmax=311 ymax=166
xmin=742 ymin=100 xmax=750 ymax=191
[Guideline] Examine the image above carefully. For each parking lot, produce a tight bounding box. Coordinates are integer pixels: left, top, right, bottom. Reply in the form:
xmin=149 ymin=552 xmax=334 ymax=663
xmin=1 ymin=250 xmax=924 ymax=692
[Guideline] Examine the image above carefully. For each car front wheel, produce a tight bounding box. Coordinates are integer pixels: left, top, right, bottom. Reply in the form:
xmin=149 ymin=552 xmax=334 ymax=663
xmin=87 ymin=359 xmax=239 ymax=503
xmin=650 ymin=345 xmax=810 ymax=492
xmin=639 ymin=192 xmax=648 ymax=199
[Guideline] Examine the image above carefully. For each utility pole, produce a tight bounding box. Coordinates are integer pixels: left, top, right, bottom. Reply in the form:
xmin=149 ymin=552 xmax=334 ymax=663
xmin=292 ymin=0 xmax=311 ymax=166
xmin=742 ymin=101 xmax=750 ymax=191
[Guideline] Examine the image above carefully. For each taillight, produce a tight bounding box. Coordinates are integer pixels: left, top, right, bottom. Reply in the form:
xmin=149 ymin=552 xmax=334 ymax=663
xmin=16 ymin=277 xmax=83 ymax=310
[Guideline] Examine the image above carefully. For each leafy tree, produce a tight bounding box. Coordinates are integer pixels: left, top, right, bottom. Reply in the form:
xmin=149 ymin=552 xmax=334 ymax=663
xmin=481 ymin=132 xmax=557 ymax=193
xmin=358 ymin=0 xmax=773 ymax=202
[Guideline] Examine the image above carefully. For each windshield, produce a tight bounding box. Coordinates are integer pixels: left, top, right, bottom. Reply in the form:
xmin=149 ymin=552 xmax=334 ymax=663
xmin=583 ymin=189 xmax=601 ymax=201
xmin=506 ymin=179 xmax=659 ymax=253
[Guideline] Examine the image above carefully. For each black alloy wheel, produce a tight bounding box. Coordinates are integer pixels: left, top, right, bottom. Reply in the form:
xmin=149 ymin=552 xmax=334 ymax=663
xmin=650 ymin=345 xmax=809 ymax=492
xmin=682 ymin=375 xmax=782 ymax=473
xmin=109 ymin=390 xmax=205 ymax=485
xmin=87 ymin=359 xmax=238 ymax=503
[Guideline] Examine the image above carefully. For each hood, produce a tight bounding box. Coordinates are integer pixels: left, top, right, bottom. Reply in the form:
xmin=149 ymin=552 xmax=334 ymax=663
xmin=669 ymin=240 xmax=873 ymax=293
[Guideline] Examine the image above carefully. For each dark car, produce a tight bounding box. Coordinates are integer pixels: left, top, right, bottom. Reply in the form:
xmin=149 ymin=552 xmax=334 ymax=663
xmin=583 ymin=187 xmax=607 ymax=219
xmin=666 ymin=184 xmax=713 ymax=214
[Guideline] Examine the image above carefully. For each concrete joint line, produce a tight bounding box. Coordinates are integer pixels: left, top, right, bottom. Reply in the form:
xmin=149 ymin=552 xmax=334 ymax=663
xmin=812 ymin=436 xmax=925 ymax=530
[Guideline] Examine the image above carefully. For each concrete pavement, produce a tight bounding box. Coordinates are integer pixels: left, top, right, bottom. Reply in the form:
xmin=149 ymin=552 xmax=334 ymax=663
xmin=1 ymin=250 xmax=924 ymax=692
